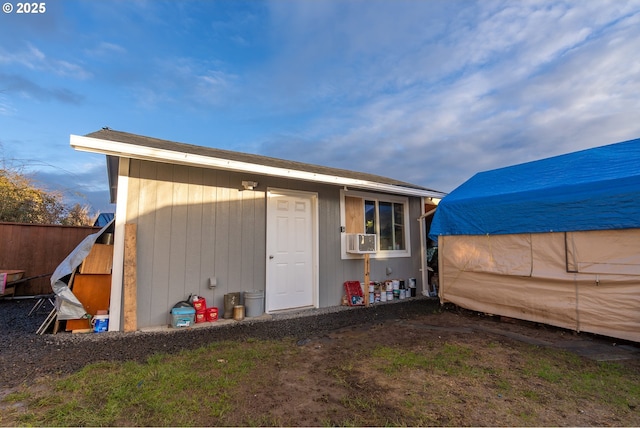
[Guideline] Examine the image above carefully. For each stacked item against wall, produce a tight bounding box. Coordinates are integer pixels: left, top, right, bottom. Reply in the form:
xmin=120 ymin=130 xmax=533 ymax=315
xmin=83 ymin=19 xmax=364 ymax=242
xmin=170 ymin=295 xmax=218 ymax=328
xmin=65 ymin=237 xmax=114 ymax=333
xmin=343 ymin=279 xmax=417 ymax=306
xmin=191 ymin=294 xmax=219 ymax=323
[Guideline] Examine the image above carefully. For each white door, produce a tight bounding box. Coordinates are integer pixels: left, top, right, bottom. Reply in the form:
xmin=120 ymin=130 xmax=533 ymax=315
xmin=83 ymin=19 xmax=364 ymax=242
xmin=266 ymin=189 xmax=317 ymax=312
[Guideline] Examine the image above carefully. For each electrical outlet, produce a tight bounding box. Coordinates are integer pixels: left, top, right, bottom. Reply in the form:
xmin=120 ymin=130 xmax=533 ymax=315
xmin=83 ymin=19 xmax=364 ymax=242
xmin=208 ymin=277 xmax=217 ymax=288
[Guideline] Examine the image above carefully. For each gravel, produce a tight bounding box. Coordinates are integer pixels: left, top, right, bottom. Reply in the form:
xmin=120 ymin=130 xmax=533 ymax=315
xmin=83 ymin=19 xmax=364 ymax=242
xmin=0 ymin=296 xmax=440 ymax=389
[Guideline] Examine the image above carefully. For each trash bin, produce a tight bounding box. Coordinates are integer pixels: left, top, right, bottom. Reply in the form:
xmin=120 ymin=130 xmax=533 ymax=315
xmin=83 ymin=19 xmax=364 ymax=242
xmin=244 ymin=290 xmax=264 ymax=317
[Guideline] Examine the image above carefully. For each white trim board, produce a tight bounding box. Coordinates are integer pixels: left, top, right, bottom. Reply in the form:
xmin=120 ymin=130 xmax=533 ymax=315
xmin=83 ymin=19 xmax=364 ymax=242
xmin=70 ymin=134 xmax=442 ymax=198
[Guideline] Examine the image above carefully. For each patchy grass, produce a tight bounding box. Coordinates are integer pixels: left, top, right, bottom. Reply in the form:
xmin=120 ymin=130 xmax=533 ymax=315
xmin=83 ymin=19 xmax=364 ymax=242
xmin=2 ymin=317 xmax=639 ymax=427
xmin=7 ymin=340 xmax=288 ymax=427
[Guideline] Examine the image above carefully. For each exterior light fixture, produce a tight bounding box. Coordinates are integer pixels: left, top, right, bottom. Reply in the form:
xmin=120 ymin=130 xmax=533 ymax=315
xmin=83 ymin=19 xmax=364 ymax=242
xmin=242 ymin=180 xmax=258 ymax=190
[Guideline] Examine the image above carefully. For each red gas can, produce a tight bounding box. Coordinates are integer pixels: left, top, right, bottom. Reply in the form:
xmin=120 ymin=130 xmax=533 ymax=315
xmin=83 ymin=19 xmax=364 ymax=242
xmin=192 ymin=296 xmax=206 ymax=311
xmin=205 ymin=307 xmax=218 ymax=322
xmin=195 ymin=310 xmax=207 ymax=323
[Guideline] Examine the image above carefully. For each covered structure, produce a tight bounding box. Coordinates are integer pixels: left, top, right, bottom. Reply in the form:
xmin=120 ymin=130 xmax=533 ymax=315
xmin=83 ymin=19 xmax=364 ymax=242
xmin=429 ymin=138 xmax=640 ymax=342
xmin=71 ymin=129 xmax=446 ymax=331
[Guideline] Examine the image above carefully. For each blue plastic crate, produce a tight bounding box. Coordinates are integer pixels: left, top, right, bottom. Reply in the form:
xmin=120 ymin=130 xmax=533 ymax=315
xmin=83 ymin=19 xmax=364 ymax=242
xmin=170 ymin=306 xmax=195 ymax=328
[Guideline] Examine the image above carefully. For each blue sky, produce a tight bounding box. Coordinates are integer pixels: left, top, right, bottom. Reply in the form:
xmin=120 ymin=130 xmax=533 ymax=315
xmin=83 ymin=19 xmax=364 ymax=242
xmin=1 ymin=0 xmax=639 ymax=214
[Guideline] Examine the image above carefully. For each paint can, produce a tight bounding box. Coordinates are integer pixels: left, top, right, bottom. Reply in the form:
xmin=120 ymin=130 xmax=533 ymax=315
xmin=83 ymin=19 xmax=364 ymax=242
xmin=399 ymin=289 xmax=406 ymax=300
xmin=392 ymin=280 xmax=400 ymax=290
xmin=385 ymin=281 xmax=392 ymax=292
xmin=386 ymin=291 xmax=394 ymax=301
xmin=409 ymin=278 xmax=416 ymax=288
xmin=369 ymin=292 xmax=374 ymax=303
xmin=393 ymin=289 xmax=400 ymax=299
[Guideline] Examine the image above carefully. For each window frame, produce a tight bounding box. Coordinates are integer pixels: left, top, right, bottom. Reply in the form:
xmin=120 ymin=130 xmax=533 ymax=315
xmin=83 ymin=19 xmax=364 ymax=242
xmin=340 ymin=189 xmax=412 ymax=259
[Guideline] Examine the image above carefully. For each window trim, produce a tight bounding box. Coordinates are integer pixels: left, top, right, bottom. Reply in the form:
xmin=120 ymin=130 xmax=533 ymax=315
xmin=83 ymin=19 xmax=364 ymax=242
xmin=340 ymin=189 xmax=412 ymax=259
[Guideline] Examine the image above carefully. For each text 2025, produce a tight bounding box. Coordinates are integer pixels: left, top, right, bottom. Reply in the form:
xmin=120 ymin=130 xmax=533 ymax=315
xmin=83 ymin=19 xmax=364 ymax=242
xmin=16 ymin=2 xmax=46 ymax=13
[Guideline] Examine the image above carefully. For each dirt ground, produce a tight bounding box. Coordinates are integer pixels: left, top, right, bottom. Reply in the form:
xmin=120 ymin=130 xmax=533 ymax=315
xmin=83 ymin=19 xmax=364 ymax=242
xmin=221 ymin=309 xmax=640 ymax=427
xmin=2 ymin=298 xmax=640 ymax=426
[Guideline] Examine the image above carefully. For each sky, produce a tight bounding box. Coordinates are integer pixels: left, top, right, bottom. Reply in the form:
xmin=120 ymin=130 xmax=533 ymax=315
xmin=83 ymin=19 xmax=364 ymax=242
xmin=1 ymin=0 xmax=639 ymax=215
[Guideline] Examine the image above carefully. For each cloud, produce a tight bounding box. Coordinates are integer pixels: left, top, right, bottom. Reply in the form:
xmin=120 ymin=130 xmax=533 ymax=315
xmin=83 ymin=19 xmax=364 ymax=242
xmin=254 ymin=1 xmax=640 ymax=193
xmin=31 ymin=159 xmax=113 ymax=214
xmin=129 ymin=57 xmax=239 ymax=109
xmin=0 ymin=93 xmax=15 ymax=116
xmin=0 ymin=73 xmax=84 ymax=104
xmin=84 ymin=41 xmax=127 ymax=58
xmin=0 ymin=43 xmax=92 ymax=80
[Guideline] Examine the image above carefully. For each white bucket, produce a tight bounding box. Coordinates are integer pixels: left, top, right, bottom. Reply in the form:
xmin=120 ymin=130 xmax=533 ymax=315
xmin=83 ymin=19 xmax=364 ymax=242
xmin=92 ymin=315 xmax=109 ymax=333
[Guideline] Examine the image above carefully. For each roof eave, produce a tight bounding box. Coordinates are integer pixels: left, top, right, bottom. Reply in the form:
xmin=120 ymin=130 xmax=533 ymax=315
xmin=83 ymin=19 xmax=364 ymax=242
xmin=71 ymin=134 xmax=444 ymax=198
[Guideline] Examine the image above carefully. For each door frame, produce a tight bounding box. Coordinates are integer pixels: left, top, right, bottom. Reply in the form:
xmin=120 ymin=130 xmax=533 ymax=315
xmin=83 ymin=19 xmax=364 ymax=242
xmin=265 ymin=187 xmax=319 ymax=313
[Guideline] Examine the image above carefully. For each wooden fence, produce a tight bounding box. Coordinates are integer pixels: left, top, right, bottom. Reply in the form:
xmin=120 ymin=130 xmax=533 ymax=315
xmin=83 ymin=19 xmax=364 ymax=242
xmin=0 ymin=222 xmax=101 ymax=296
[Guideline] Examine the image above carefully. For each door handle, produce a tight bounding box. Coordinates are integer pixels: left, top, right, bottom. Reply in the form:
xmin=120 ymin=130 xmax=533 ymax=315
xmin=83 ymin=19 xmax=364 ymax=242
xmin=269 ymin=255 xmax=274 ymax=260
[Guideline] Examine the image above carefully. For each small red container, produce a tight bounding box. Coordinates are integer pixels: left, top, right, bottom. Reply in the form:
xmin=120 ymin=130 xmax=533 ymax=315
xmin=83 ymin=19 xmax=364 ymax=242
xmin=205 ymin=307 xmax=218 ymax=322
xmin=195 ymin=310 xmax=207 ymax=323
xmin=192 ymin=297 xmax=207 ymax=311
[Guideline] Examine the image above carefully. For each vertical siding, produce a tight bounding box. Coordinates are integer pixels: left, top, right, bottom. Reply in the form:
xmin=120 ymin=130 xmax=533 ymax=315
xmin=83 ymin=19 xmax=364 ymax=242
xmin=227 ymin=183 xmax=243 ymax=296
xmin=127 ymin=161 xmax=269 ymax=328
xmin=185 ymin=168 xmax=204 ymax=296
xmin=168 ymin=165 xmax=189 ymax=309
xmin=135 ymin=160 xmax=157 ymax=326
xmin=213 ymin=172 xmax=231 ymax=307
xmin=127 ymin=159 xmax=425 ymax=329
xmin=318 ymin=190 xmax=342 ymax=307
xmin=150 ymin=164 xmax=173 ymax=326
xmin=199 ymin=169 xmax=217 ymax=307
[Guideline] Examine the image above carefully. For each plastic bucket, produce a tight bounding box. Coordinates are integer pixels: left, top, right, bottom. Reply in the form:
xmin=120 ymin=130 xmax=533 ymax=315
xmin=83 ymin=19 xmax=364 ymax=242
xmin=92 ymin=315 xmax=109 ymax=333
xmin=195 ymin=310 xmax=207 ymax=323
xmin=192 ymin=296 xmax=206 ymax=312
xmin=244 ymin=290 xmax=264 ymax=317
xmin=205 ymin=307 xmax=218 ymax=322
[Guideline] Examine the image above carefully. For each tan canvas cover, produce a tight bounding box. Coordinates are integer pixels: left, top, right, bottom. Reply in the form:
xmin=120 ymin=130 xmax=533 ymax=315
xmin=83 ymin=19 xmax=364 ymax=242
xmin=439 ymin=230 xmax=640 ymax=343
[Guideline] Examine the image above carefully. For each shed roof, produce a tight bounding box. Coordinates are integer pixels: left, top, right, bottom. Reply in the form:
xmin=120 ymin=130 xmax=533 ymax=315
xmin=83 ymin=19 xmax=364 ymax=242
xmin=71 ymin=128 xmax=446 ymax=200
xmin=429 ymin=137 xmax=640 ymax=240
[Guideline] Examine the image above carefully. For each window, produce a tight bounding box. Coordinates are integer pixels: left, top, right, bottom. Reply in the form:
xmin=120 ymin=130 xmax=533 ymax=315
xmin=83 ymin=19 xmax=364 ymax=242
xmin=343 ymin=191 xmax=411 ymax=258
xmin=366 ymin=200 xmax=405 ymax=250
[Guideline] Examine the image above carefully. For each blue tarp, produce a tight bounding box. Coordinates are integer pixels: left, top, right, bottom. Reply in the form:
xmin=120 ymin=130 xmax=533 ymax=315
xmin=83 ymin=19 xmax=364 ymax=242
xmin=94 ymin=213 xmax=115 ymax=227
xmin=429 ymin=138 xmax=640 ymax=241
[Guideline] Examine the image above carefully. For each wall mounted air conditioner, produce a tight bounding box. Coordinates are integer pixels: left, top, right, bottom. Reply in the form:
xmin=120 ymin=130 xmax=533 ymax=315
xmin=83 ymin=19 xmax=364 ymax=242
xmin=346 ymin=233 xmax=377 ymax=254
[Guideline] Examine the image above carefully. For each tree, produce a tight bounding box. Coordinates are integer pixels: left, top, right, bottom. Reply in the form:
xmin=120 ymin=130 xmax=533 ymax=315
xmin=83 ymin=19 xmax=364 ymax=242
xmin=62 ymin=203 xmax=93 ymax=226
xmin=0 ymin=168 xmax=94 ymax=226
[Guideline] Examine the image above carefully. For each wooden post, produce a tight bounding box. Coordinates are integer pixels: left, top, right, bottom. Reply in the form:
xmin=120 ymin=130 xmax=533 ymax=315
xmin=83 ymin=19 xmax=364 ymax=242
xmin=123 ymin=223 xmax=137 ymax=332
xmin=364 ymin=253 xmax=370 ymax=306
